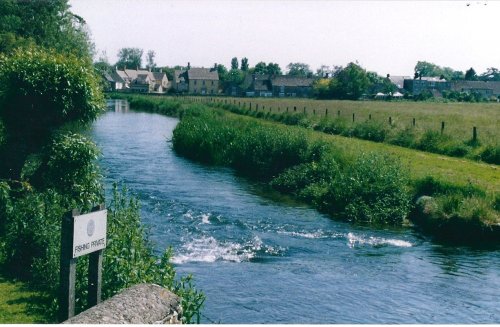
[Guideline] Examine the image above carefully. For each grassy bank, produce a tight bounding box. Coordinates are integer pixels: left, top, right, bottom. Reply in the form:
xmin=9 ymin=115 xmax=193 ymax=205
xmin=205 ymin=97 xmax=499 ymax=165
xmin=114 ymin=94 xmax=500 ymax=244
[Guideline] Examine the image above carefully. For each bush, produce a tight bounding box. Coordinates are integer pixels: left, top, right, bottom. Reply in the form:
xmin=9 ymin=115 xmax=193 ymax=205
xmin=349 ymin=119 xmax=388 ymax=142
xmin=477 ymin=144 xmax=500 ymax=165
xmin=321 ymin=153 xmax=412 ymax=225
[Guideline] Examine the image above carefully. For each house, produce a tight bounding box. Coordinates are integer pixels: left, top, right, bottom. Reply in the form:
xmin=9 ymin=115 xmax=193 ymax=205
xmin=403 ymin=77 xmax=450 ymax=96
xmin=106 ymin=68 xmax=169 ymax=93
xmin=450 ymin=80 xmax=500 ymax=99
xmin=240 ymin=74 xmax=273 ymax=97
xmin=172 ymin=66 xmax=219 ymax=95
xmin=270 ymin=76 xmax=315 ymax=97
xmin=388 ymin=75 xmax=411 ymax=92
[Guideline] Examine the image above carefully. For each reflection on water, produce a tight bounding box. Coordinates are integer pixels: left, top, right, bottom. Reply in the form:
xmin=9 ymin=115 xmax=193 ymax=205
xmin=90 ymin=101 xmax=500 ymax=324
xmin=106 ymin=99 xmax=129 ymax=112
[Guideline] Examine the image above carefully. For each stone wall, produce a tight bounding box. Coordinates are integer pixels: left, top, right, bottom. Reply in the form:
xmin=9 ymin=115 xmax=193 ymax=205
xmin=63 ymin=283 xmax=182 ymax=324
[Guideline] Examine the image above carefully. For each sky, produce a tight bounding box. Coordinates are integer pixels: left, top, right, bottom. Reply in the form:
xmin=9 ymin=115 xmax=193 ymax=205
xmin=69 ymin=0 xmax=500 ymax=76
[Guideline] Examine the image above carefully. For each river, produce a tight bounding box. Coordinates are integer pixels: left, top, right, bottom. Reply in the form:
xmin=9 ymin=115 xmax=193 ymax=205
xmin=90 ymin=100 xmax=500 ymax=323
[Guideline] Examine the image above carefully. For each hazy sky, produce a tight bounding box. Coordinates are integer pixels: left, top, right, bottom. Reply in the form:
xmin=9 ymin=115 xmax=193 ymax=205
xmin=69 ymin=0 xmax=500 ymax=76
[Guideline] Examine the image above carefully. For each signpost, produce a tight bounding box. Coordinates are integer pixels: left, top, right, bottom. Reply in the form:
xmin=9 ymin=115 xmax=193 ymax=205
xmin=59 ymin=204 xmax=107 ymax=321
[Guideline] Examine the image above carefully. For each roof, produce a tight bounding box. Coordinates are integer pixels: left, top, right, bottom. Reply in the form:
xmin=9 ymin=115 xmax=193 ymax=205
xmin=271 ymin=76 xmax=314 ymax=87
xmin=110 ymin=70 xmax=125 ymax=83
xmin=174 ymin=70 xmax=186 ymax=83
xmin=102 ymin=71 xmax=114 ymax=82
xmin=388 ymin=76 xmax=411 ymax=89
xmin=135 ymin=74 xmax=150 ymax=84
xmin=152 ymin=72 xmax=167 ymax=81
xmin=187 ymin=68 xmax=219 ymax=80
xmin=451 ymin=80 xmax=500 ymax=94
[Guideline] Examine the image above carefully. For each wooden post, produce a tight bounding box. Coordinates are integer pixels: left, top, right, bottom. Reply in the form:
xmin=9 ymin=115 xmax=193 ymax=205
xmin=294 ymin=106 xmax=297 ymax=112
xmin=256 ymin=104 xmax=259 ymax=110
xmin=303 ymin=107 xmax=306 ymax=113
xmin=59 ymin=209 xmax=79 ymax=321
xmin=352 ymin=113 xmax=355 ymax=122
xmin=337 ymin=110 xmax=340 ymax=117
xmin=412 ymin=118 xmax=416 ymax=127
xmin=88 ymin=204 xmax=105 ymax=307
xmin=286 ymin=107 xmax=289 ymax=113
xmin=325 ymin=109 xmax=328 ymax=116
xmin=369 ymin=114 xmax=372 ymax=120
xmin=441 ymin=121 xmax=445 ymax=134
xmin=473 ymin=126 xmax=477 ymax=141
xmin=313 ymin=109 xmax=316 ymax=115
xmin=389 ymin=116 xmax=392 ymax=125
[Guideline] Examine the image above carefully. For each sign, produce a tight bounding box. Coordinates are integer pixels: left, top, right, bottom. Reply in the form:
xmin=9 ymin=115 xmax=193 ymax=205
xmin=72 ymin=210 xmax=107 ymax=258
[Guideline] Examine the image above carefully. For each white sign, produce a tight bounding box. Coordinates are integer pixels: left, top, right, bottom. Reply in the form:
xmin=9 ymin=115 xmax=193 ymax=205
xmin=72 ymin=210 xmax=107 ymax=258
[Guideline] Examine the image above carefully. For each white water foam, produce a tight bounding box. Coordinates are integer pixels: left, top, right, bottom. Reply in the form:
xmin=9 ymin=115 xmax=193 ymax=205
xmin=172 ymin=236 xmax=255 ymax=264
xmin=201 ymin=213 xmax=211 ymax=224
xmin=172 ymin=235 xmax=283 ymax=264
xmin=277 ymin=230 xmax=328 ymax=239
xmin=347 ymin=232 xmax=412 ymax=248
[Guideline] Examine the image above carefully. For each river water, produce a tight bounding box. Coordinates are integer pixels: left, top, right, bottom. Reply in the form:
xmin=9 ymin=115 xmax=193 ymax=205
xmin=90 ymin=100 xmax=500 ymax=323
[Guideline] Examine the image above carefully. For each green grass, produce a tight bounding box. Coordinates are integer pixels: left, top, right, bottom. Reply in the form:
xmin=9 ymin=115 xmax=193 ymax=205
xmin=218 ymin=97 xmax=499 ymax=146
xmin=0 ymin=275 xmax=50 ymax=323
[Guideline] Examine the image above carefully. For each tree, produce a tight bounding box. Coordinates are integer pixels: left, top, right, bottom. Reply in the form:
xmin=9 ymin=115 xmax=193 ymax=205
xmin=479 ymin=67 xmax=500 ymax=81
xmin=216 ymin=64 xmax=228 ymax=83
xmin=0 ymin=46 xmax=104 ymax=179
xmin=286 ymin=62 xmax=312 ymax=77
xmin=231 ymin=57 xmax=238 ymax=70
xmin=329 ymin=62 xmax=371 ymax=100
xmin=241 ymin=57 xmax=249 ymax=71
xmin=465 ymin=67 xmax=477 ymax=81
xmin=116 ymin=47 xmax=143 ymax=69
xmin=254 ymin=61 xmax=268 ymax=74
xmin=146 ymin=50 xmax=156 ymax=70
xmin=312 ymin=78 xmax=330 ymax=99
xmin=266 ymin=62 xmax=282 ymax=75
xmin=0 ymin=0 xmax=94 ymax=59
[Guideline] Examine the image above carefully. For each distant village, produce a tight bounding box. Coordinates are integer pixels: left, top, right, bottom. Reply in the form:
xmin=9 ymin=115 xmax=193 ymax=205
xmin=102 ymin=62 xmax=500 ymax=101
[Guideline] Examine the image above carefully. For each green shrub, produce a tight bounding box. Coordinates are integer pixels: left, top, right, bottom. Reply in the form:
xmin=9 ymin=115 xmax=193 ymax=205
xmin=349 ymin=119 xmax=388 ymax=142
xmin=387 ymin=126 xmax=419 ymax=148
xmin=321 ymin=153 xmax=412 ymax=225
xmin=477 ymin=144 xmax=500 ymax=165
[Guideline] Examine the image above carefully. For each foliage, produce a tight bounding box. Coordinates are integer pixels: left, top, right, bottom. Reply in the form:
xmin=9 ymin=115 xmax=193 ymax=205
xmin=286 ymin=62 xmax=312 ymax=77
xmin=465 ymin=67 xmax=478 ymax=81
xmin=312 ymin=78 xmax=330 ymax=99
xmin=231 ymin=57 xmax=238 ymax=70
xmin=0 ymin=46 xmax=104 ymax=178
xmin=145 ymin=50 xmax=156 ymax=70
xmin=0 ymin=0 xmax=94 ymax=59
xmin=240 ymin=57 xmax=249 ymax=71
xmin=329 ymin=62 xmax=372 ymax=100
xmin=320 ymin=153 xmax=411 ymax=224
xmin=414 ymin=61 xmax=462 ymax=80
xmin=115 ymin=47 xmax=143 ymax=70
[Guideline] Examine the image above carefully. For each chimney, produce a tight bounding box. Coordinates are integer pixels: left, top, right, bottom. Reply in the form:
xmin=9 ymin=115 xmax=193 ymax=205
xmin=325 ymin=73 xmax=329 ymax=78
xmin=386 ymin=74 xmax=390 ymax=78
xmin=187 ymin=62 xmax=191 ymax=70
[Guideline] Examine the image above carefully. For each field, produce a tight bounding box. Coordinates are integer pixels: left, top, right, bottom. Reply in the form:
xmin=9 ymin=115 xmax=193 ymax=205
xmin=210 ymin=97 xmax=499 ymax=146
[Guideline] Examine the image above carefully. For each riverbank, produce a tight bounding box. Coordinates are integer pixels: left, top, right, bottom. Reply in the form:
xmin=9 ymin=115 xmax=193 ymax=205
xmin=111 ymin=94 xmax=499 ymax=244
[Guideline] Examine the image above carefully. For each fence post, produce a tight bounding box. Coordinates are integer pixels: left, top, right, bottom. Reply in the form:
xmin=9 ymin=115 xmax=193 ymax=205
xmin=313 ymin=109 xmax=316 ymax=115
xmin=412 ymin=118 xmax=416 ymax=127
xmin=303 ymin=107 xmax=306 ymax=114
xmin=325 ymin=109 xmax=328 ymax=116
xmin=353 ymin=113 xmax=355 ymax=122
xmin=88 ymin=204 xmax=105 ymax=307
xmin=441 ymin=121 xmax=445 ymax=134
xmin=294 ymin=106 xmax=297 ymax=112
xmin=338 ymin=110 xmax=340 ymax=117
xmin=473 ymin=126 xmax=477 ymax=141
xmin=369 ymin=114 xmax=372 ymax=120
xmin=59 ymin=209 xmax=79 ymax=321
xmin=286 ymin=107 xmax=289 ymax=112
xmin=389 ymin=116 xmax=392 ymax=125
